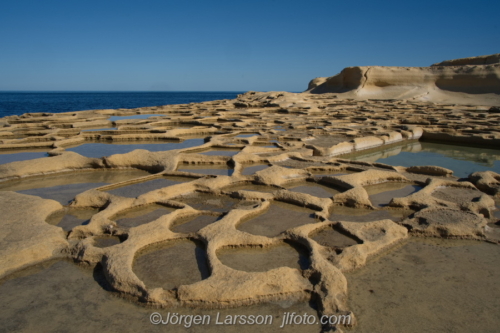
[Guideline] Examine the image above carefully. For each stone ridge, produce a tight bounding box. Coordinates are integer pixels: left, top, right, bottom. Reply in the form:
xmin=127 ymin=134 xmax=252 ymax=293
xmin=0 ymin=83 xmax=499 ymax=332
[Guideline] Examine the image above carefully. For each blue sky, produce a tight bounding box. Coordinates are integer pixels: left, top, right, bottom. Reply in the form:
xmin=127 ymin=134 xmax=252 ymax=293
xmin=0 ymin=0 xmax=498 ymax=92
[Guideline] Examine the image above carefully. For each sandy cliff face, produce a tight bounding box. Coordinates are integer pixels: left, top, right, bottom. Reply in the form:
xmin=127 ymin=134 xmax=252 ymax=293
xmin=307 ymin=54 xmax=500 ymax=105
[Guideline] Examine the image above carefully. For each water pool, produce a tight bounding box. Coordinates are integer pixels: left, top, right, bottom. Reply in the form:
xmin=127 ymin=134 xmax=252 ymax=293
xmin=348 ymin=141 xmax=500 ymax=178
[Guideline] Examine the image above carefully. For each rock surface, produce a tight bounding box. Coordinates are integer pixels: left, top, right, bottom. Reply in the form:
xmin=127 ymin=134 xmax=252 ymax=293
xmin=0 ymin=54 xmax=499 ymax=331
xmin=307 ymin=54 xmax=500 ymax=105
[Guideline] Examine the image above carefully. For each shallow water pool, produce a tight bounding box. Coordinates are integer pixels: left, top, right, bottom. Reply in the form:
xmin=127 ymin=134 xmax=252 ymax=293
xmin=0 ymin=169 xmax=150 ymax=204
xmin=66 ymin=138 xmax=205 ymax=158
xmin=349 ymin=141 xmax=500 ymax=178
xmin=0 ymin=150 xmax=49 ymax=164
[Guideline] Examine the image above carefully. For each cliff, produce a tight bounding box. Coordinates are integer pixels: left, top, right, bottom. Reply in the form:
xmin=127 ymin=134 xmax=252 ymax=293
xmin=307 ymin=54 xmax=500 ymax=105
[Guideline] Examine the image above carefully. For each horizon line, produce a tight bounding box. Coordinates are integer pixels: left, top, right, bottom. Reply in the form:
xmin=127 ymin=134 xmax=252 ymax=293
xmin=0 ymin=90 xmax=250 ymax=93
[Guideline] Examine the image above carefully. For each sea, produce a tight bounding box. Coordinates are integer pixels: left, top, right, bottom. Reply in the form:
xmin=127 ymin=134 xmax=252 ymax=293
xmin=0 ymin=91 xmax=244 ymax=118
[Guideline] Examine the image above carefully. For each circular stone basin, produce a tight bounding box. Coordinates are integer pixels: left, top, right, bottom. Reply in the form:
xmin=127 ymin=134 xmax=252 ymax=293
xmin=106 ymin=176 xmax=190 ymax=198
xmin=94 ymin=236 xmax=121 ymax=248
xmin=46 ymin=208 xmax=100 ymax=232
xmin=364 ymin=182 xmax=422 ymax=207
xmin=171 ymin=214 xmax=221 ymax=233
xmin=133 ymin=239 xmax=209 ymax=290
xmin=310 ymin=225 xmax=360 ymax=249
xmin=286 ymin=181 xmax=342 ymax=198
xmin=329 ymin=206 xmax=413 ymax=222
xmin=217 ymin=242 xmax=310 ymax=272
xmin=177 ymin=164 xmax=234 ymax=176
xmin=241 ymin=164 xmax=270 ymax=175
xmin=237 ymin=201 xmax=317 ymax=237
xmin=432 ymin=187 xmax=482 ymax=205
xmin=113 ymin=204 xmax=175 ymax=228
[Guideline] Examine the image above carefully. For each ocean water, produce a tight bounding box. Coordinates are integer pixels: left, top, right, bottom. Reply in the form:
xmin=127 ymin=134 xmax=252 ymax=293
xmin=0 ymin=91 xmax=244 ymax=118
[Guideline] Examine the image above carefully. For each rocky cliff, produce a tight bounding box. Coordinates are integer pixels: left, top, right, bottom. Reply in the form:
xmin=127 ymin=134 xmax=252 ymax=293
xmin=307 ymin=54 xmax=500 ymax=105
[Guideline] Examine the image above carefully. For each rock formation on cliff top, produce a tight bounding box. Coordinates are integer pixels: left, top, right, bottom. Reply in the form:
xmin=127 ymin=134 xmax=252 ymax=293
xmin=307 ymin=54 xmax=500 ymax=105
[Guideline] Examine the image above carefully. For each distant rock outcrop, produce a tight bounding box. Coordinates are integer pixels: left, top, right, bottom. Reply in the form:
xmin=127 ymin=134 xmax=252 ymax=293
xmin=432 ymin=54 xmax=500 ymax=66
xmin=307 ymin=54 xmax=500 ymax=105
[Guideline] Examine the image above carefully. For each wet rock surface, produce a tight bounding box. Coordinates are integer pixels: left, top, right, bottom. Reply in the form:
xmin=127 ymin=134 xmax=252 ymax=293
xmin=0 ymin=90 xmax=499 ymax=331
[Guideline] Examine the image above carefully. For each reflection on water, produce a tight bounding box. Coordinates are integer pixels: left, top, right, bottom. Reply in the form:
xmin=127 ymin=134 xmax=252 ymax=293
xmin=0 ymin=260 xmax=319 ymax=332
xmin=218 ymin=242 xmax=310 ymax=272
xmin=0 ymin=169 xmax=150 ymax=204
xmin=106 ymin=176 xmax=188 ymax=198
xmin=347 ymin=141 xmax=500 ymax=178
xmin=66 ymin=138 xmax=205 ymax=158
xmin=46 ymin=207 xmax=100 ymax=232
xmin=237 ymin=201 xmax=317 ymax=237
xmin=345 ymin=238 xmax=500 ymax=333
xmin=133 ymin=239 xmax=209 ymax=290
xmin=114 ymin=204 xmax=175 ymax=228
xmin=0 ymin=150 xmax=49 ymax=164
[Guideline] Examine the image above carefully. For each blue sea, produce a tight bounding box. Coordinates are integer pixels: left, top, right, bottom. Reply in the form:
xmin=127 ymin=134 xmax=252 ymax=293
xmin=0 ymin=91 xmax=244 ymax=118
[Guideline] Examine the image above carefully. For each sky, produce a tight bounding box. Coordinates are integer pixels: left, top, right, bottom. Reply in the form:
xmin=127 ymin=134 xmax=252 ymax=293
xmin=0 ymin=0 xmax=498 ymax=92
